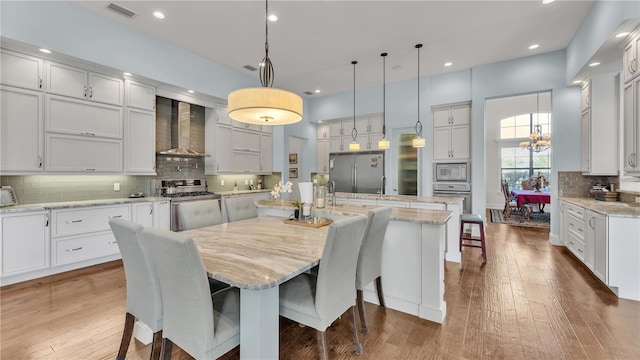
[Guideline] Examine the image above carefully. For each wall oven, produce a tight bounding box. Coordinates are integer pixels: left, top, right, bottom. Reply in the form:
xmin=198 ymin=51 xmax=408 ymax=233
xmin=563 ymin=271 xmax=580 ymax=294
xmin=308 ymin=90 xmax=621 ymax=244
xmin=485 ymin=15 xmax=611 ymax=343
xmin=433 ymin=162 xmax=471 ymax=214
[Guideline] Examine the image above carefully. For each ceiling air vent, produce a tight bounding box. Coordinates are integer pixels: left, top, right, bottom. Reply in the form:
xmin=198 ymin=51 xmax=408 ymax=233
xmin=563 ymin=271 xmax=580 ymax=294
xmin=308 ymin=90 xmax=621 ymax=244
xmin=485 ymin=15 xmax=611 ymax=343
xmin=243 ymin=64 xmax=258 ymax=71
xmin=303 ymin=91 xmax=314 ymax=95
xmin=106 ymin=2 xmax=136 ymax=18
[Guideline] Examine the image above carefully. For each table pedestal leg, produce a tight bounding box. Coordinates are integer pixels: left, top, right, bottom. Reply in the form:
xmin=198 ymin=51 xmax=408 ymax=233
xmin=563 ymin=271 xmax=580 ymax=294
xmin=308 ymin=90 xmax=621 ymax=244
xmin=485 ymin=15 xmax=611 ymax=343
xmin=240 ymin=286 xmax=279 ymax=360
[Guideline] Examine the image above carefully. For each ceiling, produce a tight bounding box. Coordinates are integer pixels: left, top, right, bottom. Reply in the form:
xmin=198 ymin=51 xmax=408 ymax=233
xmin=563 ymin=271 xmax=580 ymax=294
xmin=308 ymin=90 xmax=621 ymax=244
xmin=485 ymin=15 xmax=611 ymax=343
xmin=71 ymin=1 xmax=595 ymax=97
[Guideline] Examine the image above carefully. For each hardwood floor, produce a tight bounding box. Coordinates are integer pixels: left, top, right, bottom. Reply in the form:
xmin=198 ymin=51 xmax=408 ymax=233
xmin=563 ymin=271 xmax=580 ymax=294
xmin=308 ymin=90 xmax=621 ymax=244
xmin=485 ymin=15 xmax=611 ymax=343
xmin=2 ymin=220 xmax=639 ymax=359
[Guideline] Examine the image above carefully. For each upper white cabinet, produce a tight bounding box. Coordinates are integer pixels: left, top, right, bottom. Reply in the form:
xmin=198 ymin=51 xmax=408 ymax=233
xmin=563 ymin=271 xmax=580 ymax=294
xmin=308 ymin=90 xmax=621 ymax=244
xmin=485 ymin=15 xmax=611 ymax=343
xmin=46 ymin=133 xmax=123 ymax=173
xmin=47 ymin=61 xmax=123 ymax=106
xmin=232 ymin=119 xmax=261 ymax=132
xmin=317 ymin=138 xmax=329 ymax=173
xmin=330 ymin=121 xmax=345 ymax=137
xmin=581 ymin=73 xmax=618 ymax=176
xmin=1 ymin=86 xmax=44 ymax=173
xmin=581 ymin=80 xmax=591 ymax=112
xmin=216 ymin=104 xmax=233 ymax=126
xmin=623 ymin=35 xmax=639 ymax=84
xmin=0 ymin=210 xmax=50 ymax=277
xmin=319 ymin=114 xmax=384 ymax=157
xmin=623 ymin=76 xmax=640 ymax=175
xmin=1 ymin=50 xmax=44 ymax=91
xmin=433 ymin=102 xmax=471 ymax=161
xmin=125 ymin=108 xmax=156 ymax=174
xmin=125 ymin=80 xmax=156 ymax=111
xmin=317 ymin=124 xmax=330 ymax=139
xmin=46 ymin=95 xmax=123 ymax=138
xmin=259 ymin=133 xmax=273 ymax=173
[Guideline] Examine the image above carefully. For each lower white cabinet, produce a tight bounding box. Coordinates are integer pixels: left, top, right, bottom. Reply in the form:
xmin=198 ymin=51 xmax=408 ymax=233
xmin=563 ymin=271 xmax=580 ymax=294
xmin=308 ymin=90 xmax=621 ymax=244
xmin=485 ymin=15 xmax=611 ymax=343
xmin=153 ymin=200 xmax=171 ymax=230
xmin=586 ymin=210 xmax=607 ymax=283
xmin=132 ymin=201 xmax=170 ymax=230
xmin=0 ymin=210 xmax=50 ymax=276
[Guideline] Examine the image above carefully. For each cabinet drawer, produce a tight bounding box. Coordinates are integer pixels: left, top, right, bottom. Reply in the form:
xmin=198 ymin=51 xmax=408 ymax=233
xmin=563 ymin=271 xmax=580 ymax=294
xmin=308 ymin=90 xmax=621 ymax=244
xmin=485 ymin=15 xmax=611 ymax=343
xmin=567 ymin=216 xmax=586 ymax=240
xmin=567 ymin=232 xmax=585 ymax=261
xmin=53 ymin=205 xmax=130 ymax=237
xmin=54 ymin=232 xmax=120 ymax=266
xmin=566 ymin=204 xmax=585 ymax=220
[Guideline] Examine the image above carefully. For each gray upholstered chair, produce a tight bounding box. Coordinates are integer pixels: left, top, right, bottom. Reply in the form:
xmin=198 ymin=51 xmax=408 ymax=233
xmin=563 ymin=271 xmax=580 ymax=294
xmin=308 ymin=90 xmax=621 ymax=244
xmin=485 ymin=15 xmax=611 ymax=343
xmin=138 ymin=227 xmax=240 ymax=360
xmin=222 ymin=196 xmax=258 ymax=222
xmin=108 ymin=219 xmax=163 ymax=360
xmin=355 ymin=206 xmax=392 ymax=334
xmin=176 ymin=199 xmax=223 ymax=230
xmin=279 ymin=215 xmax=368 ymax=360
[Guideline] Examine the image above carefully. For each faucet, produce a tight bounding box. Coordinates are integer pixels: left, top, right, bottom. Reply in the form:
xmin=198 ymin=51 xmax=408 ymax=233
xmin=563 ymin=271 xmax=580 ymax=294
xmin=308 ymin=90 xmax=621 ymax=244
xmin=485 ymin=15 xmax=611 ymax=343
xmin=330 ymin=180 xmax=336 ymax=205
xmin=379 ymin=176 xmax=386 ymax=198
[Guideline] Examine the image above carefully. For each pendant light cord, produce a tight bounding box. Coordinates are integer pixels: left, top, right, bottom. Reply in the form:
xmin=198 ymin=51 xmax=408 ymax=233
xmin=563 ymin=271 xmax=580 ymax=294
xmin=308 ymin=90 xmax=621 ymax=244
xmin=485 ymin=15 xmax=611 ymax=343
xmin=415 ymin=44 xmax=423 ymax=137
xmin=352 ymin=60 xmax=358 ymax=142
xmin=260 ymin=0 xmax=274 ymax=88
xmin=382 ymin=53 xmax=387 ymax=138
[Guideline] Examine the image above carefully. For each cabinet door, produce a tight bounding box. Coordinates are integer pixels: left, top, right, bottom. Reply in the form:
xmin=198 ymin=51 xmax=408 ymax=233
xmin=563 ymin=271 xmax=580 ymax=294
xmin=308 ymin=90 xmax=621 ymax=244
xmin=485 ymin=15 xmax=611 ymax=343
xmin=368 ymin=133 xmax=384 ymax=151
xmin=450 ymin=125 xmax=469 ymax=160
xmin=126 ymin=109 xmax=156 ymax=174
xmin=369 ymin=115 xmax=384 ymax=134
xmin=47 ymin=62 xmax=87 ymax=99
xmin=433 ymin=107 xmax=451 ymax=127
xmin=623 ymin=40 xmax=637 ymax=84
xmin=126 ymin=80 xmax=156 ymax=111
xmin=232 ymin=151 xmax=260 ymax=173
xmin=316 ymin=139 xmax=329 ymax=173
xmin=153 ymin=201 xmax=171 ymax=230
xmin=356 ymin=117 xmax=369 ymax=135
xmin=581 ymin=81 xmax=591 ymax=111
xmin=132 ymin=202 xmax=154 ymax=227
xmin=232 ymin=119 xmax=260 ymax=131
xmin=88 ymin=72 xmax=123 ymax=106
xmin=585 ymin=212 xmax=595 ymax=271
xmin=433 ymin=127 xmax=451 ymax=160
xmin=47 ymin=95 xmax=123 ymax=139
xmin=590 ymin=211 xmax=608 ymax=283
xmin=581 ymin=109 xmax=591 ymax=172
xmin=1 ymin=211 xmax=50 ymax=276
xmin=1 ymin=86 xmax=44 ymax=173
xmin=450 ymin=104 xmax=470 ymax=125
xmin=259 ymin=133 xmax=273 ymax=173
xmin=1 ymin=50 xmax=43 ymax=90
xmin=233 ymin=128 xmax=260 ymax=152
xmin=46 ymin=133 xmax=123 ymax=173
xmin=215 ymin=125 xmax=233 ymax=173
xmin=329 ymin=122 xmax=344 ymax=137
xmin=216 ymin=104 xmax=232 ymax=126
xmin=622 ymin=78 xmax=640 ymax=174
xmin=329 ymin=137 xmax=344 ymax=153
xmin=317 ymin=124 xmax=330 ymax=139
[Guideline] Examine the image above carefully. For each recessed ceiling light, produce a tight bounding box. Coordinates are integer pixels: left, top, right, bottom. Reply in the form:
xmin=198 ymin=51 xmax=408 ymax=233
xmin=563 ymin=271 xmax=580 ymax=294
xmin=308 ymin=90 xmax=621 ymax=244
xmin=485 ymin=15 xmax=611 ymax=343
xmin=153 ymin=11 xmax=165 ymax=19
xmin=268 ymin=14 xmax=278 ymax=22
xmin=444 ymin=62 xmax=452 ymax=67
xmin=39 ymin=48 xmax=51 ymax=54
xmin=615 ymin=32 xmax=630 ymax=38
xmin=318 ymin=120 xmax=322 ymax=123
xmin=528 ymin=44 xmax=540 ymax=50
xmin=589 ymin=62 xmax=601 ymax=67
xmin=123 ymin=72 xmax=132 ymax=76
xmin=542 ymin=0 xmax=555 ymax=4
xmin=573 ymin=80 xmax=583 ymax=84
xmin=187 ymin=90 xmax=194 ymax=94
xmin=315 ymin=89 xmax=321 ymax=93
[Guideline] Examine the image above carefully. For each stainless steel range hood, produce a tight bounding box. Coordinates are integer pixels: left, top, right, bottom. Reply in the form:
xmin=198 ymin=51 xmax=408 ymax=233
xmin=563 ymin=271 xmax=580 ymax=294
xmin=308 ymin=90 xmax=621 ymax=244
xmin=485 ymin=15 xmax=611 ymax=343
xmin=157 ymin=100 xmax=207 ymax=157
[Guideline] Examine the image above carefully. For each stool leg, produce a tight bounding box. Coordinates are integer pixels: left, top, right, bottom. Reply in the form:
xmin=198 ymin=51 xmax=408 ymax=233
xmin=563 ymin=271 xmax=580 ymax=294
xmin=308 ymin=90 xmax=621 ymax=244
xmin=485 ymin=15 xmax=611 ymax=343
xmin=459 ymin=220 xmax=464 ymax=252
xmin=479 ymin=222 xmax=487 ymax=263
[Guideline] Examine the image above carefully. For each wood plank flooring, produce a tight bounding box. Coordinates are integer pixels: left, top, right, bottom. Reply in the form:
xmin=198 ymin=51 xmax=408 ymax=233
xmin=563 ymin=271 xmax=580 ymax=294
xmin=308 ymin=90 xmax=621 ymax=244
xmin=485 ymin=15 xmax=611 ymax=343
xmin=2 ymin=219 xmax=639 ymax=359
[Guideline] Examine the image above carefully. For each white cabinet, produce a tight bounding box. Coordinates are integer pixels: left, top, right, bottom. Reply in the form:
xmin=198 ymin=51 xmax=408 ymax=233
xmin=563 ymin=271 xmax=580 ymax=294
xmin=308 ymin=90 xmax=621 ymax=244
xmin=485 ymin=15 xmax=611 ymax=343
xmin=125 ymin=108 xmax=156 ymax=174
xmin=326 ymin=115 xmax=384 ymax=153
xmin=259 ymin=133 xmax=273 ymax=173
xmin=623 ymin=77 xmax=640 ymax=175
xmin=317 ymin=124 xmax=330 ymax=139
xmin=0 ymin=210 xmax=50 ymax=276
xmin=330 ymin=136 xmax=347 ymax=153
xmin=233 ymin=128 xmax=260 ymax=152
xmin=623 ymin=35 xmax=638 ymax=84
xmin=232 ymin=128 xmax=260 ymax=173
xmin=581 ymin=74 xmax=618 ymax=175
xmin=125 ymin=80 xmax=156 ymax=111
xmin=330 ymin=121 xmax=345 ymax=137
xmin=1 ymin=49 xmax=44 ymax=91
xmin=1 ymin=86 xmax=44 ymax=173
xmin=153 ymin=200 xmax=171 ymax=230
xmin=46 ymin=133 xmax=123 ymax=173
xmin=46 ymin=61 xmax=123 ymax=106
xmin=214 ymin=125 xmax=233 ymax=173
xmin=132 ymin=202 xmax=154 ymax=227
xmin=565 ymin=203 xmax=586 ymax=261
xmin=317 ymin=139 xmax=329 ymax=173
xmin=46 ymin=95 xmax=123 ymax=138
xmin=586 ymin=210 xmax=607 ymax=283
xmin=433 ymin=103 xmax=471 ymax=161
xmin=232 ymin=151 xmax=260 ymax=173
xmin=232 ymin=119 xmax=260 ymax=132
xmin=216 ymin=104 xmax=233 ymax=126
xmin=581 ymin=80 xmax=591 ymax=112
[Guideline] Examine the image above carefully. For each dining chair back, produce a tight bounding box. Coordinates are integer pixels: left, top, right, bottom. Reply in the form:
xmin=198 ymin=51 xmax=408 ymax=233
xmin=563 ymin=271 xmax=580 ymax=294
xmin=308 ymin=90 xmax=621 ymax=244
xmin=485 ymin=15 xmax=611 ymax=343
xmin=108 ymin=219 xmax=163 ymax=360
xmin=139 ymin=227 xmax=240 ymax=360
xmin=176 ymin=199 xmax=223 ymax=230
xmin=279 ymin=215 xmax=368 ymax=360
xmin=522 ymin=180 xmax=534 ymax=190
xmin=223 ymin=196 xmax=258 ymax=222
xmin=355 ymin=206 xmax=392 ymax=333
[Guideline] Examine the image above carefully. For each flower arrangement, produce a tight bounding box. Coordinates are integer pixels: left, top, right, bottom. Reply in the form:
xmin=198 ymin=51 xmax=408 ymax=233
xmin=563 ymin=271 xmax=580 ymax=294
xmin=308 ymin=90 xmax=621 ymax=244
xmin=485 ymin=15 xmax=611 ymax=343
xmin=271 ymin=180 xmax=293 ymax=200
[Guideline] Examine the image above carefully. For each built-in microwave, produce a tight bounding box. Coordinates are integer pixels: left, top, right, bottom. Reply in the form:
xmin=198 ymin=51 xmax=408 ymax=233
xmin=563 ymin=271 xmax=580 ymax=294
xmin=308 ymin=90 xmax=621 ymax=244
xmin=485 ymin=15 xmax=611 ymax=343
xmin=434 ymin=162 xmax=470 ymax=182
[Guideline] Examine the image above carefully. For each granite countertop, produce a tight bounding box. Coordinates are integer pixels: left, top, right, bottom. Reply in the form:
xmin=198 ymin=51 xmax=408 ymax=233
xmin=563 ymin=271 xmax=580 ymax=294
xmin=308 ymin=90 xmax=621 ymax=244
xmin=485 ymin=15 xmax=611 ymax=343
xmin=560 ymin=197 xmax=640 ymax=218
xmin=0 ymin=197 xmax=170 ymax=214
xmin=256 ymin=199 xmax=453 ymax=225
xmin=333 ymin=192 xmax=464 ymax=204
xmin=216 ymin=189 xmax=271 ymax=196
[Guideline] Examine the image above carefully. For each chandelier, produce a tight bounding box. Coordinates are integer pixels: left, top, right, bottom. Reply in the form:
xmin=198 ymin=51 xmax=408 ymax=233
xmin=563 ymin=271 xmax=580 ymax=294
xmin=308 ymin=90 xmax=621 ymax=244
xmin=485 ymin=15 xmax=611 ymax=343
xmin=227 ymin=0 xmax=303 ymax=125
xmin=519 ymin=93 xmax=551 ymax=152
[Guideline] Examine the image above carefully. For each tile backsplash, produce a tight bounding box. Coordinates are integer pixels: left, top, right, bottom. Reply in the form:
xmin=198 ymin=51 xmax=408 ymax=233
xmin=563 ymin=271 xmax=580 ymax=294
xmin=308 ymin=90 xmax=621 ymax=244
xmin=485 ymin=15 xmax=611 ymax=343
xmin=557 ymin=171 xmax=619 ymax=198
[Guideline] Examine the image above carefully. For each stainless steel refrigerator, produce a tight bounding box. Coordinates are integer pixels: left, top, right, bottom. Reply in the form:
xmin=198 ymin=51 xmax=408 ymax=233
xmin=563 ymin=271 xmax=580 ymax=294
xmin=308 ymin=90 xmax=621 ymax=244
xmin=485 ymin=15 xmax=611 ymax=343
xmin=329 ymin=151 xmax=385 ymax=194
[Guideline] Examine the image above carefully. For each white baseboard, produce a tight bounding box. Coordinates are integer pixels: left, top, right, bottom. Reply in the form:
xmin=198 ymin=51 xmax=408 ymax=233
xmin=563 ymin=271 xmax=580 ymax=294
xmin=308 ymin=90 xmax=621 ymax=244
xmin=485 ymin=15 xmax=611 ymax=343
xmin=549 ymin=233 xmax=564 ymax=246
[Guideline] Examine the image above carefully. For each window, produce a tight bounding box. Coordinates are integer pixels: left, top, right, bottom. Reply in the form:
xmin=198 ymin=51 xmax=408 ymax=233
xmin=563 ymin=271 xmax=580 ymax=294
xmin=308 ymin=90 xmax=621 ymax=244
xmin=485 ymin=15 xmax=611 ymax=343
xmin=499 ymin=112 xmax=551 ymax=190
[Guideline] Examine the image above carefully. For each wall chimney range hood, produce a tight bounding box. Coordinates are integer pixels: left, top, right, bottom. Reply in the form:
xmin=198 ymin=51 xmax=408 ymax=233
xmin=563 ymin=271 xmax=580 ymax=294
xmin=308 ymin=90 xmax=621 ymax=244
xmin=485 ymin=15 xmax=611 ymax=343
xmin=157 ymin=100 xmax=208 ymax=157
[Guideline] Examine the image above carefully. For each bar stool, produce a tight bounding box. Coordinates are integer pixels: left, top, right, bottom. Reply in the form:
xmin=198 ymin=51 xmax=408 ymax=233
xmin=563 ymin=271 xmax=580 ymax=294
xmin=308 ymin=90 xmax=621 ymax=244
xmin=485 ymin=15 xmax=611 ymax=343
xmin=459 ymin=214 xmax=487 ymax=263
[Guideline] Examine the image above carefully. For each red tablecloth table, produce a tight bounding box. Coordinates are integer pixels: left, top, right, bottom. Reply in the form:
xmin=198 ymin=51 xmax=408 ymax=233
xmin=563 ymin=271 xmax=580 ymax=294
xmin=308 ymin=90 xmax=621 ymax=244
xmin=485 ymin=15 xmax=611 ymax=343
xmin=511 ymin=189 xmax=551 ymax=208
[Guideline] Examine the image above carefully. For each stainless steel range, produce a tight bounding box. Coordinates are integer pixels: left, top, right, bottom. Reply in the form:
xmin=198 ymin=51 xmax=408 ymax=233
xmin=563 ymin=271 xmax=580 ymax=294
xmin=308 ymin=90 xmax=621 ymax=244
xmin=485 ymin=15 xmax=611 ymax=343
xmin=154 ymin=178 xmax=219 ymax=231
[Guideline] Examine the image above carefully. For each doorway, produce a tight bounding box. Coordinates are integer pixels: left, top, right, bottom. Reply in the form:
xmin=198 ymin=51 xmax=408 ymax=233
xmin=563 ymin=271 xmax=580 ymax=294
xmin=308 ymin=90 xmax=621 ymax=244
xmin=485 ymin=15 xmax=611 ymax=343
xmin=389 ymin=127 xmax=419 ymax=195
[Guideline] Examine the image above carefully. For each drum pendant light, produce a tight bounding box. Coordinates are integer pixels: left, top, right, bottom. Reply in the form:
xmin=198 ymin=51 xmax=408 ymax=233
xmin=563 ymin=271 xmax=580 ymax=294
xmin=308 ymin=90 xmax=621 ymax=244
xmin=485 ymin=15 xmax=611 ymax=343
xmin=349 ymin=60 xmax=360 ymax=151
xmin=378 ymin=52 xmax=390 ymax=150
xmin=412 ymin=44 xmax=426 ymax=148
xmin=227 ymin=0 xmax=302 ymax=125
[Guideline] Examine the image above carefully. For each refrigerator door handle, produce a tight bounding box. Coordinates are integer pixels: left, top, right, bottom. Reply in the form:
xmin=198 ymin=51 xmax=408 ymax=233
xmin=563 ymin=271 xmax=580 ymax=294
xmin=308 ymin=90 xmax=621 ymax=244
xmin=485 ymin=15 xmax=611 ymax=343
xmin=353 ymin=163 xmax=357 ymax=193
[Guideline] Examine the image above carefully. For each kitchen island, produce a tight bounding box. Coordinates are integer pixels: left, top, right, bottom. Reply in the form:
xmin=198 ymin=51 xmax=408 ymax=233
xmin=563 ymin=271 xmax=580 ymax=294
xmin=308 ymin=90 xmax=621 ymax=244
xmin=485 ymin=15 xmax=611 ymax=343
xmin=256 ymin=199 xmax=453 ymax=324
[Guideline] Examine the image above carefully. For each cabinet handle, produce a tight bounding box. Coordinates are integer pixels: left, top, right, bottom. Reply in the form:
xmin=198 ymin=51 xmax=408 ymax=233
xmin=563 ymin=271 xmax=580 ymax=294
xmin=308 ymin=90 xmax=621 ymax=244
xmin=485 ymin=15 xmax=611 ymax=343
xmin=217 ymin=163 xmax=220 ymax=170
xmin=39 ymin=78 xmax=43 ymax=89
xmin=39 ymin=156 xmax=43 ymax=168
xmin=149 ymin=208 xmax=153 ymax=215
xmin=45 ymin=215 xmax=49 ymax=227
xmin=83 ymin=86 xmax=88 ymax=97
xmin=153 ymin=98 xmax=156 ymax=110
xmin=578 ymin=248 xmax=583 ymax=253
xmin=160 ymin=201 xmax=168 ymax=205
xmin=108 ymin=241 xmax=117 ymax=245
xmin=577 ymin=227 xmax=583 ymax=232
xmin=569 ymin=241 xmax=574 ymax=245
xmin=66 ymin=219 xmax=83 ymax=224
xmin=109 ymin=215 xmax=123 ymax=219
xmin=89 ymin=87 xmax=93 ymax=98
xmin=67 ymin=247 xmax=83 ymax=252
xmin=80 ymin=132 xmax=96 ymax=137
xmin=83 ymin=168 xmax=96 ymax=172
xmin=569 ymin=222 xmax=574 ymax=226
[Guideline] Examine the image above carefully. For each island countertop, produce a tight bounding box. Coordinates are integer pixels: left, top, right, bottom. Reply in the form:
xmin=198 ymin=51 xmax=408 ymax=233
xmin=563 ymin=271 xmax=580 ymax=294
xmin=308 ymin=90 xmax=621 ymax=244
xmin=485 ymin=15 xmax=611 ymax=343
xmin=255 ymin=199 xmax=452 ymax=225
xmin=333 ymin=192 xmax=464 ymax=204
xmin=560 ymin=197 xmax=640 ymax=218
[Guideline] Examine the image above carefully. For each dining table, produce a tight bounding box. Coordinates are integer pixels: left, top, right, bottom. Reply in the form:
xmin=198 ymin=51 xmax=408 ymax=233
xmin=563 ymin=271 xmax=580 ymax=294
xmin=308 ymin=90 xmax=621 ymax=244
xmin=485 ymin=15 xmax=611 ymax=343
xmin=511 ymin=189 xmax=551 ymax=210
xmin=185 ymin=215 xmax=330 ymax=360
